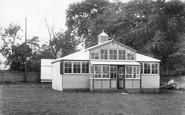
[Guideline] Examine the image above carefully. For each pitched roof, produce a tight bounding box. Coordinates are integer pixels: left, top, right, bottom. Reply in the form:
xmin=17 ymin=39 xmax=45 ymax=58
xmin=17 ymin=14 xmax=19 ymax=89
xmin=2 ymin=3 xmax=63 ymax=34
xmin=52 ymin=40 xmax=161 ymax=63
xmin=136 ymin=53 xmax=161 ymax=62
xmin=85 ymin=39 xmax=136 ymax=52
xmin=52 ymin=50 xmax=89 ymax=63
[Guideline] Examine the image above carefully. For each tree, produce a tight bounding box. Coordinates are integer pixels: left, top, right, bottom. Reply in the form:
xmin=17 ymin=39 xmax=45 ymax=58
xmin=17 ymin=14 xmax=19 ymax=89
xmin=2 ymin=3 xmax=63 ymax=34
xmin=0 ymin=23 xmax=22 ymax=59
xmin=87 ymin=0 xmax=185 ymax=75
xmin=66 ymin=0 xmax=110 ymax=39
xmin=42 ymin=18 xmax=78 ymax=59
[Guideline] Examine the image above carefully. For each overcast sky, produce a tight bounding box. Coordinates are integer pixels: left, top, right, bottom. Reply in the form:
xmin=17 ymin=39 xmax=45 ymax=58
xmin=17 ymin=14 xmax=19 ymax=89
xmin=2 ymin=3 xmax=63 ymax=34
xmin=0 ymin=0 xmax=83 ymax=42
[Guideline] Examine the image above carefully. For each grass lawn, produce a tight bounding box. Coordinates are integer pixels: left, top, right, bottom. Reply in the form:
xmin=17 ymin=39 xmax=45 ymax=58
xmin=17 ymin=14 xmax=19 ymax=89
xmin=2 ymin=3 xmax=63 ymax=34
xmin=0 ymin=83 xmax=185 ymax=115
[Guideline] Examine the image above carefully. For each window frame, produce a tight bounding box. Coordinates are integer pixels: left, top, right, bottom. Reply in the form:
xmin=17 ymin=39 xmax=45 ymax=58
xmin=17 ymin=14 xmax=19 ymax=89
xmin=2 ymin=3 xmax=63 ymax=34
xmin=142 ymin=63 xmax=159 ymax=75
xmin=82 ymin=62 xmax=89 ymax=73
xmin=64 ymin=61 xmax=72 ymax=74
xmin=119 ymin=50 xmax=126 ymax=60
xmin=91 ymin=52 xmax=99 ymax=60
xmin=100 ymin=49 xmax=108 ymax=60
xmin=64 ymin=61 xmax=89 ymax=74
xmin=109 ymin=49 xmax=117 ymax=60
xmin=127 ymin=52 xmax=135 ymax=61
xmin=125 ymin=66 xmax=140 ymax=79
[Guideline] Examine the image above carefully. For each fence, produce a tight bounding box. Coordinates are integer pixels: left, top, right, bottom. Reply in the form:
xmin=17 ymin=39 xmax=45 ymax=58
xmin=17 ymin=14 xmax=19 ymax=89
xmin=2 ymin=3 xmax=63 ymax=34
xmin=0 ymin=71 xmax=40 ymax=83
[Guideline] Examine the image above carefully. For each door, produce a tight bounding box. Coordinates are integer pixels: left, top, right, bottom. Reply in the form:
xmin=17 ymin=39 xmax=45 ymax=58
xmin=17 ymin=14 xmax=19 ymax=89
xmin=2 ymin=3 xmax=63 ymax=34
xmin=110 ymin=66 xmax=117 ymax=89
xmin=118 ymin=66 xmax=125 ymax=89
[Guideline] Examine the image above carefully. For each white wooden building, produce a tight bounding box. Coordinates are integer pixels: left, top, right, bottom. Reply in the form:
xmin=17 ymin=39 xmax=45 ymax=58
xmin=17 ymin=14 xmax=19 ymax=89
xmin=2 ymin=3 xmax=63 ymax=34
xmin=52 ymin=31 xmax=161 ymax=92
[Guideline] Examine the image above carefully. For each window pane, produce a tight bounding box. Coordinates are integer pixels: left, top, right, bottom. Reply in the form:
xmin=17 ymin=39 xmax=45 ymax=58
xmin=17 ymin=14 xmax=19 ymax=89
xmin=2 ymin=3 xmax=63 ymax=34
xmin=82 ymin=62 xmax=89 ymax=73
xmin=95 ymin=66 xmax=101 ymax=78
xmin=110 ymin=50 xmax=117 ymax=60
xmin=126 ymin=66 xmax=132 ymax=78
xmin=152 ymin=63 xmax=158 ymax=74
xmin=100 ymin=49 xmax=108 ymax=59
xmin=102 ymin=66 xmax=109 ymax=78
xmin=73 ymin=62 xmax=81 ymax=73
xmin=110 ymin=66 xmax=117 ymax=78
xmin=91 ymin=53 xmax=99 ymax=59
xmin=144 ymin=63 xmax=150 ymax=74
xmin=127 ymin=52 xmax=135 ymax=60
xmin=64 ymin=62 xmax=72 ymax=73
xmin=119 ymin=50 xmax=126 ymax=60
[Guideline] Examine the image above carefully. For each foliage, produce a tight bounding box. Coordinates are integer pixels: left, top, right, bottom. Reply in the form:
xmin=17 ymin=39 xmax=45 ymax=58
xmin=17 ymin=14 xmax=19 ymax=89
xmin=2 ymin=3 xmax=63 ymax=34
xmin=67 ymin=0 xmax=185 ymax=75
xmin=66 ymin=0 xmax=110 ymax=38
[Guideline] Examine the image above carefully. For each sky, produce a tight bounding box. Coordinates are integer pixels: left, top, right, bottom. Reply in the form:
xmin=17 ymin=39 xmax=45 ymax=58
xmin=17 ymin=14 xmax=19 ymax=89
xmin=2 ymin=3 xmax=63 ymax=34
xmin=0 ymin=0 xmax=83 ymax=62
xmin=0 ymin=0 xmax=83 ymax=42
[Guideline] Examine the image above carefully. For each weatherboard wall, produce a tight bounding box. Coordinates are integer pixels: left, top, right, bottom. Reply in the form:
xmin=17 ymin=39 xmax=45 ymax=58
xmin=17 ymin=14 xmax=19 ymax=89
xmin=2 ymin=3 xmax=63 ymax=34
xmin=141 ymin=75 xmax=160 ymax=88
xmin=52 ymin=62 xmax=63 ymax=91
xmin=62 ymin=74 xmax=92 ymax=89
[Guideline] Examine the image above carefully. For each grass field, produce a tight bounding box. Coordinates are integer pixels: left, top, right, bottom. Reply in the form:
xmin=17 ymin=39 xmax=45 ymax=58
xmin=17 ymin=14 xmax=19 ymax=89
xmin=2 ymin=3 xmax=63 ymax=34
xmin=0 ymin=83 xmax=184 ymax=115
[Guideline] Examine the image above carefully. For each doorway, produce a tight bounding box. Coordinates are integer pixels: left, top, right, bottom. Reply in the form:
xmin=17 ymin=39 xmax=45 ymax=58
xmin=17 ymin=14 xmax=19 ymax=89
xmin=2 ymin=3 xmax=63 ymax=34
xmin=118 ymin=66 xmax=125 ymax=89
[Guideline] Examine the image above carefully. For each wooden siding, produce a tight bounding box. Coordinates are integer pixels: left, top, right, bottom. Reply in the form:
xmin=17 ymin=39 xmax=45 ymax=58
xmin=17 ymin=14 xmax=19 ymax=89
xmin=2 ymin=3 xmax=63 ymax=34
xmin=125 ymin=79 xmax=140 ymax=89
xmin=52 ymin=62 xmax=63 ymax=91
xmin=141 ymin=75 xmax=160 ymax=88
xmin=63 ymin=74 xmax=92 ymax=89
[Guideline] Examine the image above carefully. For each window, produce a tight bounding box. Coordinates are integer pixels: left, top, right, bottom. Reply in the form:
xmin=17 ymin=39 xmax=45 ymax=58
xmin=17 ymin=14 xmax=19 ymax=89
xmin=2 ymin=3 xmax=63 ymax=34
xmin=100 ymin=49 xmax=108 ymax=59
xmin=91 ymin=53 xmax=99 ymax=59
xmin=109 ymin=49 xmax=117 ymax=60
xmin=127 ymin=52 xmax=135 ymax=60
xmin=102 ymin=66 xmax=109 ymax=78
xmin=152 ymin=63 xmax=158 ymax=74
xmin=143 ymin=63 xmax=159 ymax=75
xmin=144 ymin=63 xmax=151 ymax=74
xmin=73 ymin=62 xmax=81 ymax=73
xmin=64 ymin=62 xmax=72 ymax=73
xmin=119 ymin=50 xmax=126 ymax=60
xmin=82 ymin=62 xmax=89 ymax=73
xmin=126 ymin=66 xmax=140 ymax=78
xmin=110 ymin=66 xmax=117 ymax=78
xmin=126 ymin=66 xmax=132 ymax=78
xmin=64 ymin=61 xmax=89 ymax=74
xmin=95 ymin=66 xmax=101 ymax=78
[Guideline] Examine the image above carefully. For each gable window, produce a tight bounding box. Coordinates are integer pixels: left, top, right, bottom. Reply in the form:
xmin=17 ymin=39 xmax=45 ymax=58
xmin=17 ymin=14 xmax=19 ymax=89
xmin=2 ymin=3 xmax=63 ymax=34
xmin=127 ymin=52 xmax=135 ymax=60
xmin=100 ymin=49 xmax=108 ymax=59
xmin=64 ymin=62 xmax=72 ymax=73
xmin=91 ymin=53 xmax=99 ymax=59
xmin=73 ymin=62 xmax=81 ymax=73
xmin=119 ymin=50 xmax=126 ymax=60
xmin=82 ymin=62 xmax=89 ymax=73
xmin=109 ymin=49 xmax=117 ymax=60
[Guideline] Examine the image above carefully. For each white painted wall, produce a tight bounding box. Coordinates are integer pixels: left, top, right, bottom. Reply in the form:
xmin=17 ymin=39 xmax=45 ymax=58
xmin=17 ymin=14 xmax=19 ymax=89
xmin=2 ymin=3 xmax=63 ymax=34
xmin=125 ymin=79 xmax=140 ymax=89
xmin=63 ymin=74 xmax=92 ymax=89
xmin=142 ymin=75 xmax=160 ymax=88
xmin=52 ymin=62 xmax=63 ymax=91
xmin=41 ymin=59 xmax=53 ymax=82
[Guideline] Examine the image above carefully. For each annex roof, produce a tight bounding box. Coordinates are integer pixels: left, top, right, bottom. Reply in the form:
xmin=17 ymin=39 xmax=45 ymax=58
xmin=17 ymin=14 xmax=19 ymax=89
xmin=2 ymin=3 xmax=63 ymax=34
xmin=91 ymin=61 xmax=141 ymax=66
xmin=136 ymin=53 xmax=161 ymax=62
xmin=52 ymin=50 xmax=89 ymax=63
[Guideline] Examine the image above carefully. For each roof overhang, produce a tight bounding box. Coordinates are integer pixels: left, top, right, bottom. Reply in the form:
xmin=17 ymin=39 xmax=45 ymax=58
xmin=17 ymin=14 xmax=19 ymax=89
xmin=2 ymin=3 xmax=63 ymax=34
xmin=90 ymin=61 xmax=141 ymax=66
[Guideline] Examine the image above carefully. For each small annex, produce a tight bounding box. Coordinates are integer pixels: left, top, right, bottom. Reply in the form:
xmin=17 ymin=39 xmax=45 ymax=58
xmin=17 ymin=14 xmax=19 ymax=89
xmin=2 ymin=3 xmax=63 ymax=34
xmin=52 ymin=31 xmax=161 ymax=92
